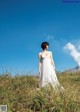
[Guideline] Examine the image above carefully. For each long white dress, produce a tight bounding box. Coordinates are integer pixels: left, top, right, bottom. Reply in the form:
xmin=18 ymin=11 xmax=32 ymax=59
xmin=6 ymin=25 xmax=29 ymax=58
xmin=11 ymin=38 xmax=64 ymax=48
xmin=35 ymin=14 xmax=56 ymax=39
xmin=39 ymin=51 xmax=64 ymax=92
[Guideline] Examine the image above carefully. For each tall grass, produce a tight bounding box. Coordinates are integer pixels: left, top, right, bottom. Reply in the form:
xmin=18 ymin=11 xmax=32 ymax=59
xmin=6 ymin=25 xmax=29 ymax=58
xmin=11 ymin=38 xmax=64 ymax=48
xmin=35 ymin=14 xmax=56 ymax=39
xmin=0 ymin=72 xmax=80 ymax=112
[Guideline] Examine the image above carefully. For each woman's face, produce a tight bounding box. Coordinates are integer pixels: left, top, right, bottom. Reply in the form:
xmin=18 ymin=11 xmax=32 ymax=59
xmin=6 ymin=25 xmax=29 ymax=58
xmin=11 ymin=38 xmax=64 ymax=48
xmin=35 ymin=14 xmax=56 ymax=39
xmin=46 ymin=45 xmax=49 ymax=49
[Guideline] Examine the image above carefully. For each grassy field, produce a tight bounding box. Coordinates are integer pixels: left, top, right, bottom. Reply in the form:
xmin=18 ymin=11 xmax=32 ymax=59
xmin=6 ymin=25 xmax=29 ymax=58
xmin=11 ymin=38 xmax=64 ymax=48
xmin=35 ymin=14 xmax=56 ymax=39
xmin=0 ymin=72 xmax=80 ymax=112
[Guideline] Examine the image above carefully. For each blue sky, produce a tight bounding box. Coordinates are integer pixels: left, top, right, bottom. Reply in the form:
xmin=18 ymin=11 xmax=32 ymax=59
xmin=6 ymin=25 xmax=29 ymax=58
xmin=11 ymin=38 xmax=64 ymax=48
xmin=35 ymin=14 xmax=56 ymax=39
xmin=0 ymin=0 xmax=80 ymax=75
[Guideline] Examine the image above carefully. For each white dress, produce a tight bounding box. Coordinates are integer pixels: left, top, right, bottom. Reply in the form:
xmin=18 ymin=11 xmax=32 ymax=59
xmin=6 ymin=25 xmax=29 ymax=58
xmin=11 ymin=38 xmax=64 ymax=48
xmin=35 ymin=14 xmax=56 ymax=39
xmin=39 ymin=51 xmax=64 ymax=92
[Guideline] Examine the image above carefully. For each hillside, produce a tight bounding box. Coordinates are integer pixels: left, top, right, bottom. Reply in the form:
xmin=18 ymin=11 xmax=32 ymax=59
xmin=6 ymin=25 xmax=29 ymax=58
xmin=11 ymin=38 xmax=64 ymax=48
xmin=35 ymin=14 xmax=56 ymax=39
xmin=64 ymin=65 xmax=80 ymax=73
xmin=0 ymin=72 xmax=80 ymax=112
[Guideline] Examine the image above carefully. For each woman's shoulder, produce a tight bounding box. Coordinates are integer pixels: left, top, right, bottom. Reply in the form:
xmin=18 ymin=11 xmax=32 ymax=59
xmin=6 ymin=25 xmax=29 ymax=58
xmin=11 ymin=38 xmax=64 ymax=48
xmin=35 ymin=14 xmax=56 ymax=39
xmin=38 ymin=52 xmax=42 ymax=59
xmin=38 ymin=51 xmax=52 ymax=53
xmin=38 ymin=52 xmax=42 ymax=55
xmin=38 ymin=52 xmax=42 ymax=56
xmin=48 ymin=51 xmax=52 ymax=54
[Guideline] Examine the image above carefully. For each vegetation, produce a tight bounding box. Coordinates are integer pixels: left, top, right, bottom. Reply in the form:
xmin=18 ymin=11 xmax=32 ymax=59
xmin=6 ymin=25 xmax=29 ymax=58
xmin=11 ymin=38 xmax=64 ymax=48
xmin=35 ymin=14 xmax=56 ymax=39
xmin=0 ymin=72 xmax=80 ymax=112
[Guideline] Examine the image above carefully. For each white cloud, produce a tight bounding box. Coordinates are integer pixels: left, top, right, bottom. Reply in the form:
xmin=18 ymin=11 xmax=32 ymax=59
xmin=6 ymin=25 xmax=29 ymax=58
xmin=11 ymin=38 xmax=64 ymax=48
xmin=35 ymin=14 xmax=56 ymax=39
xmin=70 ymin=39 xmax=80 ymax=51
xmin=64 ymin=42 xmax=80 ymax=67
xmin=77 ymin=45 xmax=80 ymax=50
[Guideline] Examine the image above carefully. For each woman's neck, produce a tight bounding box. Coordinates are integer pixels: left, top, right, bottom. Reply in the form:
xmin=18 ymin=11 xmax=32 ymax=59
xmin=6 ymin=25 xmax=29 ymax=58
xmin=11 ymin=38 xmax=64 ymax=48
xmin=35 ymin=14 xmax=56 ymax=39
xmin=43 ymin=49 xmax=47 ymax=52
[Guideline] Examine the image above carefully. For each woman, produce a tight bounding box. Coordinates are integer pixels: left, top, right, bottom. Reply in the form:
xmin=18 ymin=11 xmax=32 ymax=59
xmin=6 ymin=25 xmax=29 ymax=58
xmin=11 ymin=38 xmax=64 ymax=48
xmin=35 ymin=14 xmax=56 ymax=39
xmin=38 ymin=41 xmax=65 ymax=92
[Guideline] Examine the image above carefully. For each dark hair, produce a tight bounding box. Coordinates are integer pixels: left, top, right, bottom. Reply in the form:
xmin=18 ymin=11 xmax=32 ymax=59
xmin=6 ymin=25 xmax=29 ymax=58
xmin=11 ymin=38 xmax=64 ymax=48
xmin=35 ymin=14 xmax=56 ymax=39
xmin=41 ymin=42 xmax=49 ymax=50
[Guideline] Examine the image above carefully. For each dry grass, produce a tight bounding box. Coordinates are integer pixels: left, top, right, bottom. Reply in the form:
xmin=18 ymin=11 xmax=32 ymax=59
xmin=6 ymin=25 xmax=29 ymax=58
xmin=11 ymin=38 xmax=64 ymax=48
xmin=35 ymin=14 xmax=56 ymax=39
xmin=0 ymin=72 xmax=80 ymax=112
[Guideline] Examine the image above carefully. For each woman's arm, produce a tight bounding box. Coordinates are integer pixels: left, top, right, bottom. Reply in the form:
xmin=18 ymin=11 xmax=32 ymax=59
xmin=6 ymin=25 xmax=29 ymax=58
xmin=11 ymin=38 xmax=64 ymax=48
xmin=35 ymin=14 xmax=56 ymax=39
xmin=50 ymin=52 xmax=55 ymax=69
xmin=38 ymin=53 xmax=42 ymax=75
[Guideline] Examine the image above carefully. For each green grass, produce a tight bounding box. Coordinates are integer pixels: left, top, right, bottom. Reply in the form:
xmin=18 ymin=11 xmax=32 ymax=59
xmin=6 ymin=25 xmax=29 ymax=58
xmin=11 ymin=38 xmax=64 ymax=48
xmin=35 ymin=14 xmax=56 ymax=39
xmin=0 ymin=72 xmax=80 ymax=112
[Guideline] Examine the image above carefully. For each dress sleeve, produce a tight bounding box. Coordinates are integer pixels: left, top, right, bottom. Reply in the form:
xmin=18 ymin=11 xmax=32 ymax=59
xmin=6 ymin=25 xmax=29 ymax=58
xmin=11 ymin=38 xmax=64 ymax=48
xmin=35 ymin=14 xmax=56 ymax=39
xmin=38 ymin=52 xmax=41 ymax=58
xmin=38 ymin=53 xmax=42 ymax=62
